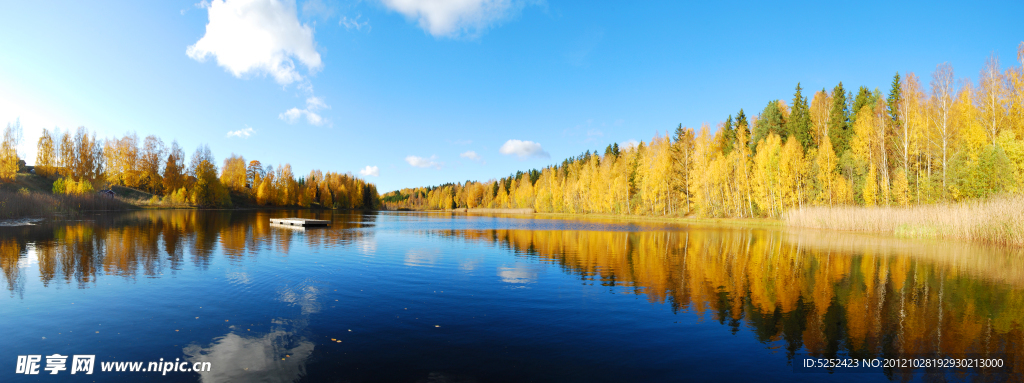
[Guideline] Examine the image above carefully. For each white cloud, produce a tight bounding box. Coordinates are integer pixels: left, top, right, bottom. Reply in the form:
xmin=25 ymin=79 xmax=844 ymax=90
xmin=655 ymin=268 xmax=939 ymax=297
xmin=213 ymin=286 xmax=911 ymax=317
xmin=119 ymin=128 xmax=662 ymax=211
xmin=302 ymin=0 xmax=334 ymax=20
xmin=459 ymin=150 xmax=480 ymax=161
xmin=279 ymin=96 xmax=329 ymax=126
xmin=340 ymin=14 xmax=371 ymax=31
xmin=405 ymin=155 xmax=441 ymax=169
xmin=380 ymin=0 xmax=525 ymax=38
xmin=181 ymin=1 xmax=209 ymax=15
xmin=279 ymin=108 xmax=303 ymax=122
xmin=620 ymin=139 xmax=639 ymax=150
xmin=226 ymin=125 xmax=255 ymax=138
xmin=359 ymin=165 xmax=380 ymax=177
xmin=305 ymin=96 xmax=327 ymax=110
xmin=304 ymin=112 xmax=324 ymax=125
xmin=499 ymin=139 xmax=549 ymax=159
xmin=187 ymin=0 xmax=322 ymax=85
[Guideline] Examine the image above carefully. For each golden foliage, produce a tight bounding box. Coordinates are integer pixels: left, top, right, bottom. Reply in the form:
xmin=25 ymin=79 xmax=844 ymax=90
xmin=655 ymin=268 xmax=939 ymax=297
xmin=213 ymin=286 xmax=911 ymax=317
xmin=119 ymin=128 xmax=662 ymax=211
xmin=0 ymin=120 xmax=21 ymax=182
xmin=35 ymin=128 xmax=56 ymax=178
xmin=388 ymin=46 xmax=1024 ymax=220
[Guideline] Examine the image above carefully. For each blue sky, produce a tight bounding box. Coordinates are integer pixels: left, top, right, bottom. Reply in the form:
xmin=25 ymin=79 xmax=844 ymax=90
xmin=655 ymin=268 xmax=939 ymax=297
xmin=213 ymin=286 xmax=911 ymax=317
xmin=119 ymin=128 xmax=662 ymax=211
xmin=1 ymin=0 xmax=1022 ymax=192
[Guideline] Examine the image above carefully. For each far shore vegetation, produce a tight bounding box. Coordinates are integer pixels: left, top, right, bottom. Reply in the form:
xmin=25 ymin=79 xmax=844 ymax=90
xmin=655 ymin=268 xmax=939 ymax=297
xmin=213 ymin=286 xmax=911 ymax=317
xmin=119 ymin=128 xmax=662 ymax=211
xmin=382 ymin=46 xmax=1024 ymax=246
xmin=0 ymin=118 xmax=381 ymax=220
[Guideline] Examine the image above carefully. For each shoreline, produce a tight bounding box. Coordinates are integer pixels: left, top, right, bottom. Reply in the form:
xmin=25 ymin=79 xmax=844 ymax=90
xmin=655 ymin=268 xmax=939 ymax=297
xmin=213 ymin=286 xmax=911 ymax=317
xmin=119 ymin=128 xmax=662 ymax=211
xmin=397 ymin=208 xmax=782 ymax=228
xmin=8 ymin=201 xmax=1019 ymax=249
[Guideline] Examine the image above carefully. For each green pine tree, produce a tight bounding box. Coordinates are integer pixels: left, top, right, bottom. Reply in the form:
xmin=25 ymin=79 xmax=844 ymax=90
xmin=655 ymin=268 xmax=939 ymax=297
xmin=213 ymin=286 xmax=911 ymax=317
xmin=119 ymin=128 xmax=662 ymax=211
xmin=849 ymin=86 xmax=874 ymax=126
xmin=722 ymin=115 xmax=735 ymax=155
xmin=753 ymin=100 xmax=786 ymax=151
xmin=735 ymin=109 xmax=749 ymax=147
xmin=828 ymin=82 xmax=851 ymax=156
xmin=786 ymin=82 xmax=813 ymax=150
xmin=888 ymin=73 xmax=902 ymax=129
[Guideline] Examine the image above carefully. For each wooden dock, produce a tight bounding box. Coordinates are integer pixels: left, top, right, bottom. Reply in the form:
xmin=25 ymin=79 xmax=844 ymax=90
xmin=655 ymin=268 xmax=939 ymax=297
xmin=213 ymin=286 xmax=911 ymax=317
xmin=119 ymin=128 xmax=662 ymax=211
xmin=269 ymin=218 xmax=330 ymax=227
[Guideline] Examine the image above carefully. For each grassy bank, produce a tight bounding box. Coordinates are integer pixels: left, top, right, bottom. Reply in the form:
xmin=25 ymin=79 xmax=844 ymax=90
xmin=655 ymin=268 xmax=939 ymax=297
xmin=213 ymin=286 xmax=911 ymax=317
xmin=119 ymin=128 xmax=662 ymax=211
xmin=411 ymin=208 xmax=782 ymax=228
xmin=0 ymin=173 xmax=135 ymax=219
xmin=785 ymin=196 xmax=1024 ymax=246
xmin=534 ymin=212 xmax=782 ymax=228
xmin=0 ymin=189 xmax=133 ymax=219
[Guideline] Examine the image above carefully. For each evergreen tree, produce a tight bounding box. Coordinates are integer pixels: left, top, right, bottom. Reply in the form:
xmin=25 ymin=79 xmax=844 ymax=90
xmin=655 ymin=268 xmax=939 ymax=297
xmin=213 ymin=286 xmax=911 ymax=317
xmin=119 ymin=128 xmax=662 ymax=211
xmin=721 ymin=115 xmax=735 ymax=155
xmin=871 ymin=88 xmax=883 ymax=111
xmin=753 ymin=100 xmax=785 ymax=151
xmin=673 ymin=124 xmax=685 ymax=144
xmin=828 ymin=82 xmax=851 ymax=156
xmin=735 ymin=109 xmax=749 ymax=145
xmin=786 ymin=83 xmax=813 ymax=150
xmin=888 ymin=73 xmax=902 ymax=129
xmin=849 ymin=86 xmax=874 ymax=127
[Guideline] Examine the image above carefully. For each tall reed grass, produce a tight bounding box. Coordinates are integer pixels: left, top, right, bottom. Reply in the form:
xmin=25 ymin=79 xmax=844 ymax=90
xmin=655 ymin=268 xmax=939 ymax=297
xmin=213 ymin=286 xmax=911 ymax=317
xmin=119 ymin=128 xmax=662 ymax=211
xmin=785 ymin=195 xmax=1024 ymax=247
xmin=0 ymin=189 xmax=132 ymax=219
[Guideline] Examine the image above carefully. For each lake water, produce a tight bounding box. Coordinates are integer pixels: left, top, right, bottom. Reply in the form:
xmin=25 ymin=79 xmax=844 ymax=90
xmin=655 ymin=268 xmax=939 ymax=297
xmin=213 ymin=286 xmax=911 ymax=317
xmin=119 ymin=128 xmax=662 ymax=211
xmin=1 ymin=210 xmax=1022 ymax=382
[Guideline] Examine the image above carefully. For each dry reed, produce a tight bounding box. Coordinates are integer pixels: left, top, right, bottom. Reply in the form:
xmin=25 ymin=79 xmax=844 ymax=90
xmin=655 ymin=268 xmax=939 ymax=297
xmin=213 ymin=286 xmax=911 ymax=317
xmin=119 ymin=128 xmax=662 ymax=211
xmin=0 ymin=189 xmax=133 ymax=219
xmin=457 ymin=208 xmax=536 ymax=214
xmin=784 ymin=195 xmax=1024 ymax=247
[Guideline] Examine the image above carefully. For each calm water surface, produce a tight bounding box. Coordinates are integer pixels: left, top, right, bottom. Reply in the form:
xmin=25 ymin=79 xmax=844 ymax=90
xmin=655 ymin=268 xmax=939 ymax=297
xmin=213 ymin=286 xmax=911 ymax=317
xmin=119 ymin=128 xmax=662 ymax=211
xmin=2 ymin=210 xmax=1023 ymax=382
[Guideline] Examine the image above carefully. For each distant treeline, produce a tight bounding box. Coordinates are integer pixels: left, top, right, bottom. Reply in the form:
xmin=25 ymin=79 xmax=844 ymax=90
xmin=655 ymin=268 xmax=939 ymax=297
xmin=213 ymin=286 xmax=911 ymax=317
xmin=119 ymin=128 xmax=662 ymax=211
xmin=385 ymin=45 xmax=1024 ymax=217
xmin=0 ymin=121 xmax=379 ymax=209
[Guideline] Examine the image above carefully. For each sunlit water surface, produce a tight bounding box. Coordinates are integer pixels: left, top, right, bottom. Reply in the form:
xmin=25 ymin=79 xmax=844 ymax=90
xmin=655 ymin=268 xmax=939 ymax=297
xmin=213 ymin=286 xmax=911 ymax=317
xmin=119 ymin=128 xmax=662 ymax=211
xmin=2 ymin=210 xmax=1023 ymax=382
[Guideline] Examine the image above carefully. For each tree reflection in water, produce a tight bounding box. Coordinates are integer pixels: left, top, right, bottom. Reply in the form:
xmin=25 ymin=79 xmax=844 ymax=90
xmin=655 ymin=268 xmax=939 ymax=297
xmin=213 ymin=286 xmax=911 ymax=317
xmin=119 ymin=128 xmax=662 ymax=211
xmin=430 ymin=227 xmax=1024 ymax=376
xmin=2 ymin=212 xmax=1022 ymax=379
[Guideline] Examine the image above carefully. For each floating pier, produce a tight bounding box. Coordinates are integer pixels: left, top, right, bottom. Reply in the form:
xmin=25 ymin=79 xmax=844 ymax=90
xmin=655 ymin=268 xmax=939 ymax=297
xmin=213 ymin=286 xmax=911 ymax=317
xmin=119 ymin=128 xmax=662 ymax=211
xmin=269 ymin=218 xmax=330 ymax=227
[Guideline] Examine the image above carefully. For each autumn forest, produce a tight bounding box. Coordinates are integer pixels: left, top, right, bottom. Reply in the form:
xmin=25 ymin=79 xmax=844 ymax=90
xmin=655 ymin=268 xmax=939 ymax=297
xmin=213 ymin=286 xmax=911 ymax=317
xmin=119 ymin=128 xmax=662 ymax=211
xmin=384 ymin=46 xmax=1024 ymax=220
xmin=5 ymin=125 xmax=380 ymax=210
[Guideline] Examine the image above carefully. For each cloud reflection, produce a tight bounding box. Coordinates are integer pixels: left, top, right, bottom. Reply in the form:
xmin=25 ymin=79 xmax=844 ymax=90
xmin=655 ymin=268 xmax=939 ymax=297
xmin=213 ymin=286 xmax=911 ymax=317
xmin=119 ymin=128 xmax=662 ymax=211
xmin=497 ymin=263 xmax=541 ymax=284
xmin=277 ymin=280 xmax=323 ymax=315
xmin=185 ymin=274 xmax=326 ymax=382
xmin=183 ymin=323 xmax=314 ymax=383
xmin=404 ymin=248 xmax=439 ymax=267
